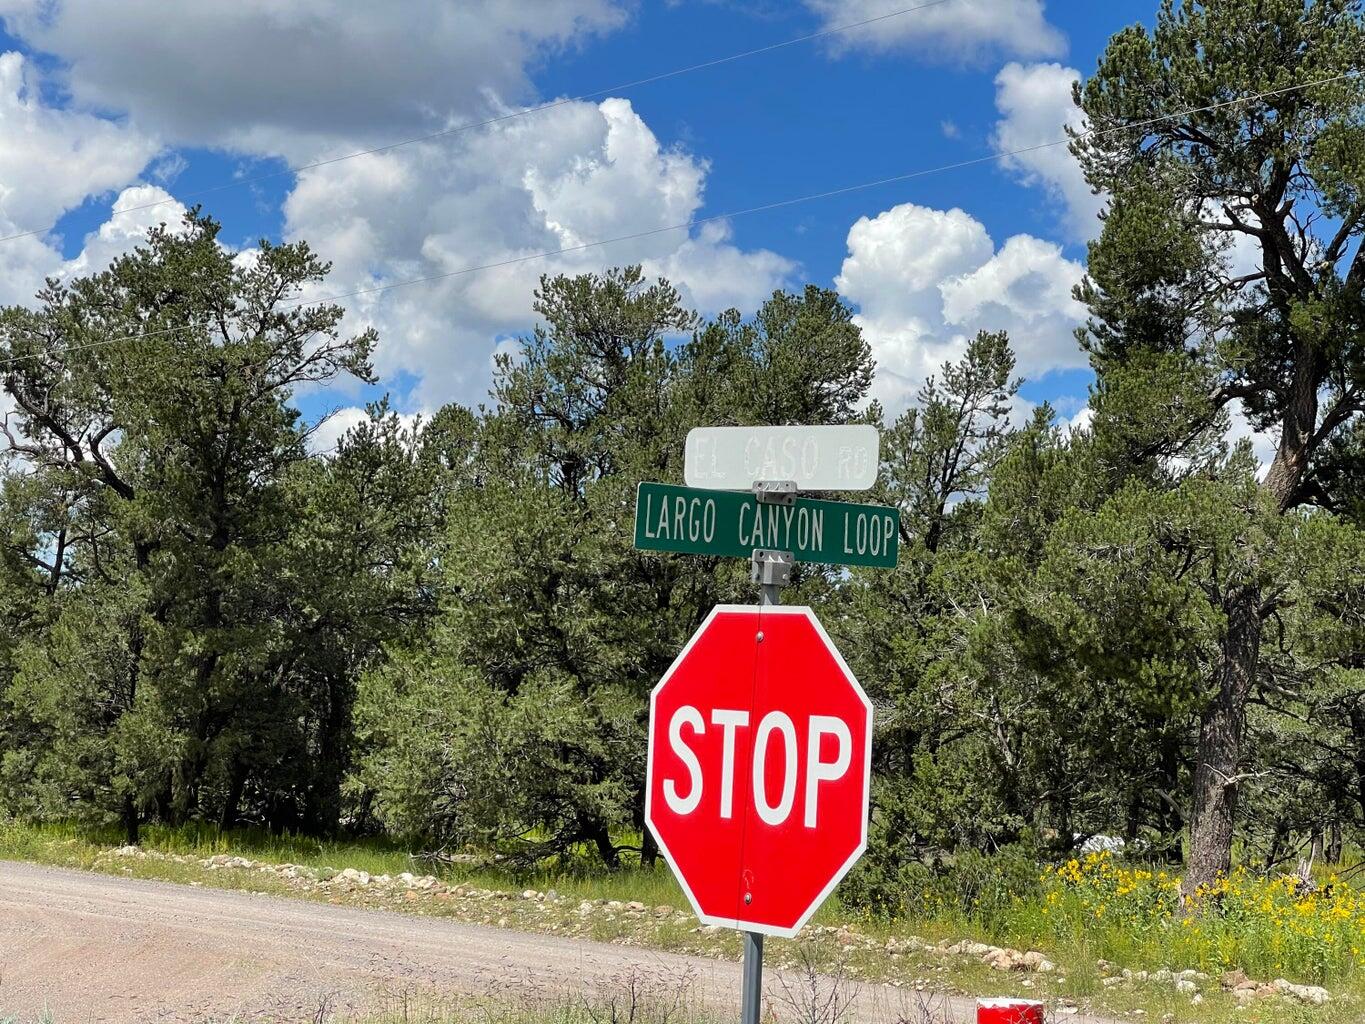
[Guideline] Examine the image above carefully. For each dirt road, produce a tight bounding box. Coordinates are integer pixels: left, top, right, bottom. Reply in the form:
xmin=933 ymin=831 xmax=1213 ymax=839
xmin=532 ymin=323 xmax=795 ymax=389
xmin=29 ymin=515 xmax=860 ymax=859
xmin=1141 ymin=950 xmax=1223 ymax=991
xmin=0 ymin=860 xmax=1103 ymax=1024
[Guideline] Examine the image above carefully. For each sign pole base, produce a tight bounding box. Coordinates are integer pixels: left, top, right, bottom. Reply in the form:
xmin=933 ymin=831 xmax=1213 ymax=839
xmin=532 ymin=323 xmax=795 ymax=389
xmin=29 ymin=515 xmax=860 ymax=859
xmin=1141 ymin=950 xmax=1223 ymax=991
xmin=741 ymin=930 xmax=764 ymax=1024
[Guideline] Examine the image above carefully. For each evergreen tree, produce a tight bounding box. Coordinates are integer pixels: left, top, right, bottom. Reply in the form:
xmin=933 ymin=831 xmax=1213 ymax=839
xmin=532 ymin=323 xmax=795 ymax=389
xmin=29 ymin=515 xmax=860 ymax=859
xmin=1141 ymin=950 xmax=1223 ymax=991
xmin=1072 ymin=0 xmax=1365 ymax=891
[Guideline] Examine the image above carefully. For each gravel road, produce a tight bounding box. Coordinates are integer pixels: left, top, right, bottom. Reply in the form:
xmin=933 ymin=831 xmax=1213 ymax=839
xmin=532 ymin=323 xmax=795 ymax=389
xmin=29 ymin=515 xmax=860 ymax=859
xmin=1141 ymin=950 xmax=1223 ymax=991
xmin=0 ymin=860 xmax=1109 ymax=1024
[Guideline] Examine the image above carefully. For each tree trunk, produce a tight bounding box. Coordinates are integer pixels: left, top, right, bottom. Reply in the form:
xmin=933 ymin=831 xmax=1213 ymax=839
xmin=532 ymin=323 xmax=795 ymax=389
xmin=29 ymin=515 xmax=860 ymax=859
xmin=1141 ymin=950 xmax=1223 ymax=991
xmin=641 ymin=826 xmax=659 ymax=869
xmin=1328 ymin=821 xmax=1343 ymax=865
xmin=1184 ymin=584 xmax=1261 ymax=897
xmin=591 ymin=824 xmax=621 ymax=870
xmin=1348 ymin=704 xmax=1365 ymax=823
xmin=1264 ymin=820 xmax=1288 ymax=872
xmin=1157 ymin=729 xmax=1184 ymax=864
xmin=220 ymin=759 xmax=246 ymax=832
xmin=123 ymin=794 xmax=140 ymax=847
xmin=304 ymin=680 xmax=351 ymax=836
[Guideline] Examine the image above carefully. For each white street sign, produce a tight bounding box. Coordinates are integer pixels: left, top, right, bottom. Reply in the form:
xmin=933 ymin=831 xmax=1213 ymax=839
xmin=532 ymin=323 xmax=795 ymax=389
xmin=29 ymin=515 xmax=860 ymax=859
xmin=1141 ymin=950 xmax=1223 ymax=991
xmin=684 ymin=425 xmax=879 ymax=492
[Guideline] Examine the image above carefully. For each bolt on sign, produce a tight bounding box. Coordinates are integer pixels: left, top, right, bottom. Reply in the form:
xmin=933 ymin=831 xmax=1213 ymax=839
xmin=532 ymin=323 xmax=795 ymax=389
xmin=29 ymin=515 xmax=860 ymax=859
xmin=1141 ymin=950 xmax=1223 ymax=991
xmin=645 ymin=606 xmax=872 ymax=937
xmin=634 ymin=482 xmax=898 ymax=569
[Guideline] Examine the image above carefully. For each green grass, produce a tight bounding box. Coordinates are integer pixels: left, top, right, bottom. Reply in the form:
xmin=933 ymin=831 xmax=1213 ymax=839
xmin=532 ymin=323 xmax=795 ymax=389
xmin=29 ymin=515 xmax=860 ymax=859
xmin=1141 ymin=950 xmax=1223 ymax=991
xmin=3 ymin=820 xmax=1363 ymax=1024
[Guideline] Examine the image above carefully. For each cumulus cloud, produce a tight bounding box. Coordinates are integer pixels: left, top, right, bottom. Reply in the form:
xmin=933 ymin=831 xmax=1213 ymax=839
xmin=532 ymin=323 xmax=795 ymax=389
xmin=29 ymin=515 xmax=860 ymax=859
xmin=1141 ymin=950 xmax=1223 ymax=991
xmin=0 ymin=51 xmax=158 ymax=228
xmin=992 ymin=61 xmax=1104 ymax=242
xmin=0 ymin=50 xmax=159 ymax=305
xmin=283 ymin=97 xmax=794 ymax=410
xmin=306 ymin=406 xmax=422 ymax=456
xmin=0 ymin=0 xmax=626 ymax=162
xmin=834 ymin=202 xmax=1086 ymax=412
xmin=1226 ymin=398 xmax=1278 ymax=476
xmin=806 ymin=0 xmax=1065 ymax=62
xmin=58 ymin=185 xmax=189 ymax=280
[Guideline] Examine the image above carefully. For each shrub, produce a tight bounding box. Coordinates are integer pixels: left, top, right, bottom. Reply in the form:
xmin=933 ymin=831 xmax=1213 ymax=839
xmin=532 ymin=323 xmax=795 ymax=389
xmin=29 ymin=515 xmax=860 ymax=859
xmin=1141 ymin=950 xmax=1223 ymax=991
xmin=842 ymin=843 xmax=1042 ymax=936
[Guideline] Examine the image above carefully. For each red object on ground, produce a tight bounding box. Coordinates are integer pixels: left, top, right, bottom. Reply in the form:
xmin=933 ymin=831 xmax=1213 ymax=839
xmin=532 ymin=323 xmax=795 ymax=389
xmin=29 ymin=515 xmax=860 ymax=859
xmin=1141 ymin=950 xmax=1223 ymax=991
xmin=976 ymin=998 xmax=1046 ymax=1024
xmin=644 ymin=605 xmax=872 ymax=938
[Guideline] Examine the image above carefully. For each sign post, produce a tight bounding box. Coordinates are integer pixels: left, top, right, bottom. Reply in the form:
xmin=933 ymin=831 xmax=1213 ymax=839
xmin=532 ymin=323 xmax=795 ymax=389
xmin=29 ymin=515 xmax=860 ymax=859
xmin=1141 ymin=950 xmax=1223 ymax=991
xmin=743 ymin=500 xmax=792 ymax=1024
xmin=640 ymin=424 xmax=888 ymax=1024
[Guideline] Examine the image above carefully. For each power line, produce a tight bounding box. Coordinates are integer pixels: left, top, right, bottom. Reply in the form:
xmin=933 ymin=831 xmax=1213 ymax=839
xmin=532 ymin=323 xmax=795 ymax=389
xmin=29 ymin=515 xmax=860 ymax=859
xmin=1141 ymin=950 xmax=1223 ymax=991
xmin=272 ymin=68 xmax=1365 ymax=309
xmin=0 ymin=0 xmax=955 ymax=247
xmin=0 ymin=67 xmax=1359 ymax=374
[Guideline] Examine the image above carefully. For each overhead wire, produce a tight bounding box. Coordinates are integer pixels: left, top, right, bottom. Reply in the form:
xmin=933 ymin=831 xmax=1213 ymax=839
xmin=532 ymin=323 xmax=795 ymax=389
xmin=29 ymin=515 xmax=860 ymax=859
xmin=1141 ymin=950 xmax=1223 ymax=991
xmin=0 ymin=67 xmax=1360 ymax=373
xmin=0 ymin=0 xmax=956 ymax=246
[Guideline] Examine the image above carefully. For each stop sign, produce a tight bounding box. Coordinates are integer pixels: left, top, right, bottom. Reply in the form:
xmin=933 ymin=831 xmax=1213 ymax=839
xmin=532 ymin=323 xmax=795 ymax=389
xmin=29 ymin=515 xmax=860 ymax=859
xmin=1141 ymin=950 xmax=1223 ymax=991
xmin=645 ymin=605 xmax=872 ymax=937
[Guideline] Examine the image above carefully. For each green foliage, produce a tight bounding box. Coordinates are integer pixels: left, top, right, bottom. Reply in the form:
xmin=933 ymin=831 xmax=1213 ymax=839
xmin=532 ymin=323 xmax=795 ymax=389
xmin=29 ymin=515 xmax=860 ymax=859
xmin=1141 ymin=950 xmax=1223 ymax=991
xmin=1070 ymin=0 xmax=1365 ymax=890
xmin=350 ymin=269 xmax=877 ymax=866
xmin=3 ymin=5 xmax=1365 ymax=920
xmin=0 ymin=211 xmax=411 ymax=839
xmin=843 ymin=842 xmax=1044 ymax=935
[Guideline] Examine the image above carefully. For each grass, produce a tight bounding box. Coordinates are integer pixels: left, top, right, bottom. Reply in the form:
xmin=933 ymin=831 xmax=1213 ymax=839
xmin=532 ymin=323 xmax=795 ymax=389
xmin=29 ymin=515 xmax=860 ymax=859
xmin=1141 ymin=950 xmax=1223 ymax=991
xmin=2 ymin=820 xmax=1362 ymax=1024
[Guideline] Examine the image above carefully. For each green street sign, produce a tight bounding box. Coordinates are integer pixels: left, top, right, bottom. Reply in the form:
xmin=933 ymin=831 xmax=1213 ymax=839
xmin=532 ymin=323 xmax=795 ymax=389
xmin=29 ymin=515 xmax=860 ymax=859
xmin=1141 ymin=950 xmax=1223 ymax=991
xmin=634 ymin=482 xmax=899 ymax=570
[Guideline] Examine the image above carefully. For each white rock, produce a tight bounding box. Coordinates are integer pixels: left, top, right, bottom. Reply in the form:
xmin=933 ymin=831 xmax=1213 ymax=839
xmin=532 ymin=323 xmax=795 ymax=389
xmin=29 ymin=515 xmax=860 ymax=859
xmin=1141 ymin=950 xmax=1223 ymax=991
xmin=1175 ymin=979 xmax=1197 ymax=995
xmin=1272 ymin=979 xmax=1330 ymax=1005
xmin=1078 ymin=834 xmax=1126 ymax=854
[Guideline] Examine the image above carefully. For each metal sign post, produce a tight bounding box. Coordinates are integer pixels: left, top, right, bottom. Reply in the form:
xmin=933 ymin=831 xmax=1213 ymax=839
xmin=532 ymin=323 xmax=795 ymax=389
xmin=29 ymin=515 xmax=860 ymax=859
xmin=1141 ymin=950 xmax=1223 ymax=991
xmin=640 ymin=424 xmax=885 ymax=1024
xmin=742 ymin=483 xmax=795 ymax=1024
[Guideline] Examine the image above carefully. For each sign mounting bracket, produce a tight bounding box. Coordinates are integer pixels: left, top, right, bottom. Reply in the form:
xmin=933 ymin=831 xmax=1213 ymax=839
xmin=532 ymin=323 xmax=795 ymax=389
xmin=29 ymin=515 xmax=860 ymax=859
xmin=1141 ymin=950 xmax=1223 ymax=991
xmin=751 ymin=480 xmax=797 ymax=506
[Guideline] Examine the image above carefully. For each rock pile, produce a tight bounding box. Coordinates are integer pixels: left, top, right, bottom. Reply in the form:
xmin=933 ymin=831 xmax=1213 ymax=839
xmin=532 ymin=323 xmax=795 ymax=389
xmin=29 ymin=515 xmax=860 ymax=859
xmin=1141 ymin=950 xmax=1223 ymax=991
xmin=96 ymin=845 xmax=1335 ymax=1009
xmin=935 ymin=939 xmax=1056 ymax=974
xmin=1092 ymin=960 xmax=1331 ymax=1007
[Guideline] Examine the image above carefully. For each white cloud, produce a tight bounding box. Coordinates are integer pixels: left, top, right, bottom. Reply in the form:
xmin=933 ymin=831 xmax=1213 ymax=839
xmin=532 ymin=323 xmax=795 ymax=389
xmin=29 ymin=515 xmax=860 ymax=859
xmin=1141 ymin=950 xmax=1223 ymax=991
xmin=283 ymin=97 xmax=794 ymax=410
xmin=0 ymin=50 xmax=159 ymax=306
xmin=835 ymin=202 xmax=1086 ymax=412
xmin=806 ymin=0 xmax=1065 ymax=62
xmin=0 ymin=51 xmax=158 ymax=229
xmin=1226 ymin=398 xmax=1277 ymax=477
xmin=940 ymin=233 xmax=1088 ymax=371
xmin=992 ymin=61 xmax=1104 ymax=242
xmin=644 ymin=220 xmax=797 ymax=314
xmin=0 ymin=0 xmax=626 ymax=162
xmin=307 ymin=406 xmax=421 ymax=456
xmin=58 ymin=185 xmax=189 ymax=281
xmin=1067 ymin=404 xmax=1094 ymax=435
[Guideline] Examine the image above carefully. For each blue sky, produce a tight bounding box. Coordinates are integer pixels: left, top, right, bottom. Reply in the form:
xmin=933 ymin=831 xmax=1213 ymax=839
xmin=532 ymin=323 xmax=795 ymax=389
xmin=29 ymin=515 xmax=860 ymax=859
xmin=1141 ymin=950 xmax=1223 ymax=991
xmin=0 ymin=1 xmax=1167 ymax=445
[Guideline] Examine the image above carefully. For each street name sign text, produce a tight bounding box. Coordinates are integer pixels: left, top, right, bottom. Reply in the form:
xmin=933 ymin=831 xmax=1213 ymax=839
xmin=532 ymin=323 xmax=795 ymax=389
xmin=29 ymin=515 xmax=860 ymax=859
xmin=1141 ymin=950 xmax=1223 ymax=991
xmin=684 ymin=425 xmax=879 ymax=492
xmin=635 ymin=482 xmax=898 ymax=569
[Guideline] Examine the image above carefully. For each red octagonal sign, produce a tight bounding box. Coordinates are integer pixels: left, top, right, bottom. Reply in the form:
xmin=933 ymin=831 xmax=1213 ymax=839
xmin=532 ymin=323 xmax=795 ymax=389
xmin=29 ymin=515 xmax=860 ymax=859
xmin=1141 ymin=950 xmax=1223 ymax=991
xmin=645 ymin=605 xmax=872 ymax=937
